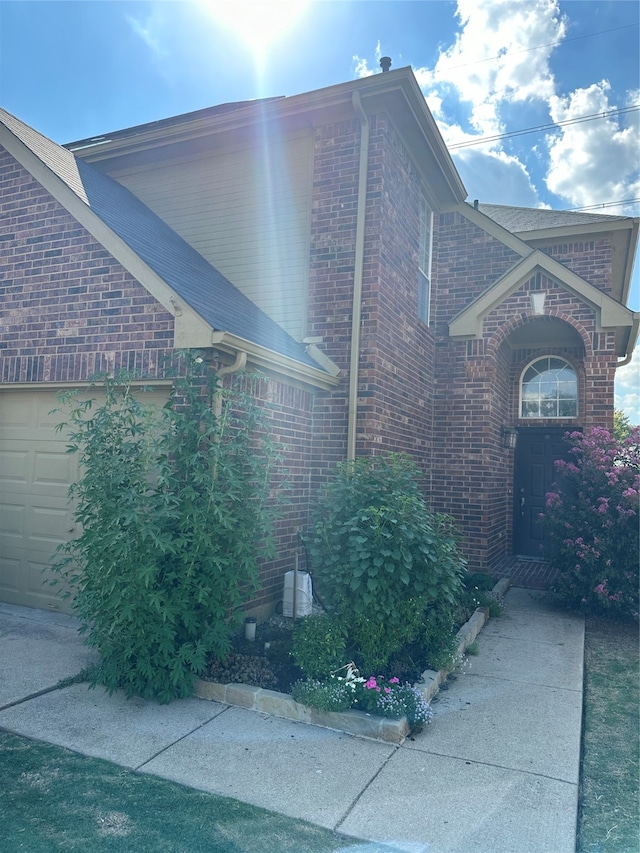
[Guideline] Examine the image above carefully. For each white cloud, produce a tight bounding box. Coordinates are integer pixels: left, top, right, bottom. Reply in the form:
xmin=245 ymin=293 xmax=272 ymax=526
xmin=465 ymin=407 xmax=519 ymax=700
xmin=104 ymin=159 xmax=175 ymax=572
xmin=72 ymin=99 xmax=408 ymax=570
xmin=419 ymin=0 xmax=566 ymax=139
xmin=452 ymin=147 xmax=541 ymax=206
xmin=407 ymin=0 xmax=640 ymax=218
xmin=353 ymin=55 xmax=374 ymax=79
xmin=546 ymin=81 xmax=640 ymax=212
xmin=409 ymin=0 xmax=569 ymax=204
xmin=615 ymin=354 xmax=640 ymax=424
xmin=126 ymin=12 xmax=168 ymax=60
xmin=353 ymin=41 xmax=382 ymax=79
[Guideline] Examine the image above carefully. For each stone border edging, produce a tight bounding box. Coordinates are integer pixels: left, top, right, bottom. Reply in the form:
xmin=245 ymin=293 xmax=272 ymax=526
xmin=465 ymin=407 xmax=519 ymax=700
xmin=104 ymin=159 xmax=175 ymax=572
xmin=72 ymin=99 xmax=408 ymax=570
xmin=194 ymin=577 xmax=510 ymax=744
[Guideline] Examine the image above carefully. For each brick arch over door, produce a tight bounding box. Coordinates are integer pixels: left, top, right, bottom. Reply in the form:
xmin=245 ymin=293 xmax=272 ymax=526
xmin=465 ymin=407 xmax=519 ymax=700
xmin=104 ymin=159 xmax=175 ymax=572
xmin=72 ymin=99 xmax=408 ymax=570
xmin=486 ymin=312 xmax=592 ymax=362
xmin=489 ymin=316 xmax=587 ymax=424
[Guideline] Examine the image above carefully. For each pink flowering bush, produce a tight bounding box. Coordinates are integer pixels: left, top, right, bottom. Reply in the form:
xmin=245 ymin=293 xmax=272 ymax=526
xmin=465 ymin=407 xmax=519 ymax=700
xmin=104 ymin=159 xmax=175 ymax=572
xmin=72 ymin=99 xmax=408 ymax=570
xmin=358 ymin=675 xmax=433 ymax=732
xmin=544 ymin=427 xmax=639 ymax=618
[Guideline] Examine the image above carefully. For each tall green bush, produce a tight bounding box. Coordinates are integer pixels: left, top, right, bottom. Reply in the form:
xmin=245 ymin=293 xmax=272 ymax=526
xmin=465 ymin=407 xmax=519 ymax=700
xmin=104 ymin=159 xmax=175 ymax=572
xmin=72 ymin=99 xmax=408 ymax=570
xmin=544 ymin=427 xmax=639 ymax=618
xmin=51 ymin=358 xmax=283 ymax=702
xmin=306 ymin=454 xmax=466 ymax=672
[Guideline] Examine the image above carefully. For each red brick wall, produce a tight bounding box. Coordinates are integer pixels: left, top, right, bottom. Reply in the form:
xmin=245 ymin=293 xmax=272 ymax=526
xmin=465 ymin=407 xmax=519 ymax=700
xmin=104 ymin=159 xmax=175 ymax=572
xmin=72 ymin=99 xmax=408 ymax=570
xmin=0 ymin=148 xmax=175 ymax=382
xmin=430 ymin=210 xmax=616 ymax=571
xmin=357 ymin=116 xmax=434 ymax=467
xmin=0 ymin=146 xmax=316 ymax=611
xmin=306 ymin=118 xmax=358 ymax=487
xmin=306 ymin=114 xmax=438 ymax=495
xmin=431 ymin=210 xmax=521 ymax=336
xmin=243 ymin=377 xmax=315 ymax=609
xmin=541 ymin=239 xmax=613 ymax=293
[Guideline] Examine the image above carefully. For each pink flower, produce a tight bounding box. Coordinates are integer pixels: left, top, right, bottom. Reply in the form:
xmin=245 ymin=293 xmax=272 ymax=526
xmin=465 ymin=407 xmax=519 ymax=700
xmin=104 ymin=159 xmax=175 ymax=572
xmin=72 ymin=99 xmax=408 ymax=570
xmin=365 ymin=677 xmax=377 ymax=690
xmin=384 ymin=687 xmax=391 ymax=694
xmin=389 ymin=677 xmax=400 ymax=684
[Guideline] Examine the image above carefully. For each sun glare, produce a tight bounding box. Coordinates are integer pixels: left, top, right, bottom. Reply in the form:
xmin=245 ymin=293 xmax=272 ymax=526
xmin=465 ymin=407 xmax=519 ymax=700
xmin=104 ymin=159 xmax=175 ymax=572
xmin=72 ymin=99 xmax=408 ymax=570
xmin=199 ymin=0 xmax=311 ymax=62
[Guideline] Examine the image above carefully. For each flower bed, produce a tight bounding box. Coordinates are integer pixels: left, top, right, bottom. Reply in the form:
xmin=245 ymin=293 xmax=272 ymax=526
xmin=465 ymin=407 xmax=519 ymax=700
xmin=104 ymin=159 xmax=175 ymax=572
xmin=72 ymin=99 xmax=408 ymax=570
xmin=194 ymin=578 xmax=509 ymax=743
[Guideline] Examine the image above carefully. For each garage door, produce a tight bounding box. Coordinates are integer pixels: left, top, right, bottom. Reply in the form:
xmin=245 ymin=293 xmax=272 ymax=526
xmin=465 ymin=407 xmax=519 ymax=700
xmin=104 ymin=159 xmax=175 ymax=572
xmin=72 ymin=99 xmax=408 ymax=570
xmin=0 ymin=387 xmax=170 ymax=613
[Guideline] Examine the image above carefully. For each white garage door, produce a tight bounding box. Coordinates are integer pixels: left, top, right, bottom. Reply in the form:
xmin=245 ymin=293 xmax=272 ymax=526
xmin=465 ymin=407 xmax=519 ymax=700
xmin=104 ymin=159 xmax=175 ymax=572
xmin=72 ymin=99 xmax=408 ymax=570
xmin=0 ymin=386 xmax=170 ymax=613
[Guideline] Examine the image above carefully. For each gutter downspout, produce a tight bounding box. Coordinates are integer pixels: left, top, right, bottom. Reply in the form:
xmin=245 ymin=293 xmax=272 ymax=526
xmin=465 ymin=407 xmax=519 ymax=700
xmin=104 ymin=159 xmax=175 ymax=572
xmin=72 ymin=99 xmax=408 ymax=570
xmin=348 ymin=91 xmax=370 ymax=461
xmin=615 ymin=313 xmax=640 ymax=368
xmin=213 ymin=350 xmax=247 ymax=419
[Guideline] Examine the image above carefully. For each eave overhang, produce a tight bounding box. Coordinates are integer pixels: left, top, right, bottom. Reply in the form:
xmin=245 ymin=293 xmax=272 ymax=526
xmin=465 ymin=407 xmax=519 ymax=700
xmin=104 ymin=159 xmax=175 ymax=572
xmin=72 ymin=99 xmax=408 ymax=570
xmin=512 ymin=217 xmax=639 ymax=307
xmin=210 ymin=332 xmax=341 ymax=391
xmin=69 ymin=68 xmax=467 ymax=210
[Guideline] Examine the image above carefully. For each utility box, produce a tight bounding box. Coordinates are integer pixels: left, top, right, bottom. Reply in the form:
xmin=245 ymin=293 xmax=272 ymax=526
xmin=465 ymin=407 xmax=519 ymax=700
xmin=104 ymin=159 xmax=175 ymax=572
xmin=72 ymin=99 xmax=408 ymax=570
xmin=282 ymin=571 xmax=313 ymax=617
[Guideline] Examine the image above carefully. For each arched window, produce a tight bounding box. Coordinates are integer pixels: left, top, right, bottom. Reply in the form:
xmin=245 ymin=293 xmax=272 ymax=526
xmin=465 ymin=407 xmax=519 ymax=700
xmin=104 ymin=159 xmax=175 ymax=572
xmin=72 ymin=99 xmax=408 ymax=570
xmin=520 ymin=356 xmax=577 ymax=418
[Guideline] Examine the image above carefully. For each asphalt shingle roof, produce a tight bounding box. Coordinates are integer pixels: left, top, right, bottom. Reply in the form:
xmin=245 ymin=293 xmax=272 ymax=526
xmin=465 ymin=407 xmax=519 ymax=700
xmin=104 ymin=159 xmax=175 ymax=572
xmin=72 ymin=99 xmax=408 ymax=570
xmin=0 ymin=108 xmax=318 ymax=370
xmin=476 ymin=202 xmax=630 ymax=233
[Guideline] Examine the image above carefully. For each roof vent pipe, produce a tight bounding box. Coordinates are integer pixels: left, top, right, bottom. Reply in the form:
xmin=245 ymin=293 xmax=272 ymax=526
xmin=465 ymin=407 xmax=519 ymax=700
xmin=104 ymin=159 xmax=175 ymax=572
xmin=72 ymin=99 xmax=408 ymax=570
xmin=380 ymin=56 xmax=392 ymax=72
xmin=473 ymin=199 xmax=479 ymax=209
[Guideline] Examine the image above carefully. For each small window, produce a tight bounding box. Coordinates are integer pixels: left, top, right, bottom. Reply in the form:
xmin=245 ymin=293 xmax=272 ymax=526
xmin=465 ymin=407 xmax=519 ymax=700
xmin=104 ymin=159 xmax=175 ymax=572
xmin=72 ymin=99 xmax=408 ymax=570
xmin=520 ymin=356 xmax=577 ymax=419
xmin=418 ymin=197 xmax=433 ymax=323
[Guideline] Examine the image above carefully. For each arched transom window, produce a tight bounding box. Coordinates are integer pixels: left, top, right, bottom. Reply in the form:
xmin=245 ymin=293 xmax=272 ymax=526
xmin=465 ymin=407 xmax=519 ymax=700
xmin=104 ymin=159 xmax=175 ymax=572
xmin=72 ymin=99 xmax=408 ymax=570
xmin=520 ymin=356 xmax=577 ymax=418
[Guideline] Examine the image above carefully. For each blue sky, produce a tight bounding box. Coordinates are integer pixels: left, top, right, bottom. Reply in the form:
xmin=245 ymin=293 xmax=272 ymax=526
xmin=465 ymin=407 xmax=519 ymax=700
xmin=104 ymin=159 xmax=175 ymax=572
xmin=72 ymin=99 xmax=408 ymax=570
xmin=1 ymin=0 xmax=638 ymax=420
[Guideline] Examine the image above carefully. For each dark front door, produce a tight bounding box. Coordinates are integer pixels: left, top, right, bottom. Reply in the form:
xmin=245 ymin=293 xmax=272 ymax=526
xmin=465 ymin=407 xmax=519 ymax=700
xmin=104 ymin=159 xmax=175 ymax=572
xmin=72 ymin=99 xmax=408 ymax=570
xmin=513 ymin=428 xmax=572 ymax=558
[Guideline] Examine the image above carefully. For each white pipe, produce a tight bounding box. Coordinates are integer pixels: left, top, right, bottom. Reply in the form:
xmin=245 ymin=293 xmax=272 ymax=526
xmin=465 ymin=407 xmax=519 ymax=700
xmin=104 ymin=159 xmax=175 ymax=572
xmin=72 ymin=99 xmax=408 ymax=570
xmin=213 ymin=350 xmax=247 ymax=419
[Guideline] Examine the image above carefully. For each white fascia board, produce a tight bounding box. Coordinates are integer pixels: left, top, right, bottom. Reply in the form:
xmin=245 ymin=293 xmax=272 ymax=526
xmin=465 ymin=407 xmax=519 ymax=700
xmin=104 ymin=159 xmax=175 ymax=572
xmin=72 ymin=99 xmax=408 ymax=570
xmin=449 ymin=250 xmax=636 ymax=339
xmin=210 ymin=331 xmax=341 ymax=391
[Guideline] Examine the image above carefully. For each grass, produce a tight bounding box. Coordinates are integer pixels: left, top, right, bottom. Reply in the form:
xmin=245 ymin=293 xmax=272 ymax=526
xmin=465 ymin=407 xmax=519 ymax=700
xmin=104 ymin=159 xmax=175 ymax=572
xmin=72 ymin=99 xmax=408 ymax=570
xmin=0 ymin=729 xmax=390 ymax=853
xmin=577 ymin=615 xmax=640 ymax=853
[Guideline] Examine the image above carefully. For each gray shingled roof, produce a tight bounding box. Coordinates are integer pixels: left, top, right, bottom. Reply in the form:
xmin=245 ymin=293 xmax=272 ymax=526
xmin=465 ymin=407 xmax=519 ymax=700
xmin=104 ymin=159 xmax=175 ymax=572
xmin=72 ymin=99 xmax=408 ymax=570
xmin=475 ymin=202 xmax=629 ymax=233
xmin=65 ymin=98 xmax=284 ymax=152
xmin=0 ymin=108 xmax=318 ymax=370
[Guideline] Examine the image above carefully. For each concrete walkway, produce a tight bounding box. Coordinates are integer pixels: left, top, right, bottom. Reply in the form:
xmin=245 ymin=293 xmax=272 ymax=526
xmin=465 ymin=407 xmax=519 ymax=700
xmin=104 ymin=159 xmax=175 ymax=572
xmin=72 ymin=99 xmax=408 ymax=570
xmin=0 ymin=588 xmax=584 ymax=853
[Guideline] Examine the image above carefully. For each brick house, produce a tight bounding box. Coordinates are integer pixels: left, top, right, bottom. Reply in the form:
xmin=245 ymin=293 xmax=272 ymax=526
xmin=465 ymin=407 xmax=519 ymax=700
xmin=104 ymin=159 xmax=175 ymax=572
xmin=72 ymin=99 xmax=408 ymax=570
xmin=1 ymin=67 xmax=638 ymax=613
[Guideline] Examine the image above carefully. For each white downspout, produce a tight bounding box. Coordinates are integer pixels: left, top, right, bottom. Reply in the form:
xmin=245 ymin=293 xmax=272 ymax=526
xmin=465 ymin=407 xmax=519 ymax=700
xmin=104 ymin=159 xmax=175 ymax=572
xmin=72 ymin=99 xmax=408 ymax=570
xmin=348 ymin=91 xmax=370 ymax=461
xmin=213 ymin=350 xmax=247 ymax=419
xmin=615 ymin=314 xmax=640 ymax=368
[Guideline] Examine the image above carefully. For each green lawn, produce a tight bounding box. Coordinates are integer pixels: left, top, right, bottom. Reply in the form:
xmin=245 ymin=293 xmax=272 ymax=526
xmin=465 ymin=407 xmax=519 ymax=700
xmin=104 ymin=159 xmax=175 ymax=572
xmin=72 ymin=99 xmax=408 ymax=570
xmin=0 ymin=730 xmax=389 ymax=853
xmin=577 ymin=615 xmax=640 ymax=853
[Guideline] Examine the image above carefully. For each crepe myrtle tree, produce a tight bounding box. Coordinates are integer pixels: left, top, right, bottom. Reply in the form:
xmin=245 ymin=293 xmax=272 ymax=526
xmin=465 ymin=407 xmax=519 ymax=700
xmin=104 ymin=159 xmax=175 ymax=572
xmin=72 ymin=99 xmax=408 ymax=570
xmin=544 ymin=426 xmax=639 ymax=618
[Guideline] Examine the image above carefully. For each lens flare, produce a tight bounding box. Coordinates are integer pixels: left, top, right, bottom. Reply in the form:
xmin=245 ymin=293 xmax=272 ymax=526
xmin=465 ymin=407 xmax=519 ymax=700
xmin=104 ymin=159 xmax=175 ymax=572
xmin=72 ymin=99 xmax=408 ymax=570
xmin=198 ymin=0 xmax=311 ymax=63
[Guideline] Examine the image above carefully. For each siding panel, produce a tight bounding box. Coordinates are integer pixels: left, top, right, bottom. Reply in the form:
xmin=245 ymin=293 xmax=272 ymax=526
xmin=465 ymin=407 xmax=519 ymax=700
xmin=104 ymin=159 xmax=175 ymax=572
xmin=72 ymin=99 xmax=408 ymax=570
xmin=113 ymin=131 xmax=313 ymax=338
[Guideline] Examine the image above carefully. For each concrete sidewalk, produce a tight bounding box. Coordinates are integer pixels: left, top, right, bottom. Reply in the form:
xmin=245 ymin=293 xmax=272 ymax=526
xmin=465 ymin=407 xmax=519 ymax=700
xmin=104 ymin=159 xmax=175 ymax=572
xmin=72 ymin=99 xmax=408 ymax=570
xmin=0 ymin=587 xmax=584 ymax=853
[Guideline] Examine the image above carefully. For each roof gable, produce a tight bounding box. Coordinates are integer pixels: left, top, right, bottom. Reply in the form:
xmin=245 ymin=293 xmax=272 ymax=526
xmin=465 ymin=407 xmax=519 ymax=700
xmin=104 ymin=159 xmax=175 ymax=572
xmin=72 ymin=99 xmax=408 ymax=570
xmin=0 ymin=107 xmax=335 ymax=386
xmin=449 ymin=204 xmax=638 ymax=360
xmin=448 ymin=249 xmax=638 ymax=359
xmin=475 ymin=202 xmax=639 ymax=306
xmin=68 ymin=68 xmax=467 ymax=211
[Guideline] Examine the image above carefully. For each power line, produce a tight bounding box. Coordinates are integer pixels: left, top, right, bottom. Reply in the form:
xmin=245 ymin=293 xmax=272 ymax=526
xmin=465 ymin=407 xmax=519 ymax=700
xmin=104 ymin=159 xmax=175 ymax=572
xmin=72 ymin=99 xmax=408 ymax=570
xmin=447 ymin=105 xmax=639 ymax=149
xmin=568 ymin=198 xmax=640 ymax=212
xmin=438 ymin=22 xmax=639 ymax=73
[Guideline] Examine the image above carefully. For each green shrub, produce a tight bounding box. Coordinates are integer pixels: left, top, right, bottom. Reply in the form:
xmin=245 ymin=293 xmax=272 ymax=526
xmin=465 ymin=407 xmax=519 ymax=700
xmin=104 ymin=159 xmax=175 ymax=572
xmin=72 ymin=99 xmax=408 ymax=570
xmin=50 ymin=358 xmax=284 ymax=703
xmin=417 ymin=608 xmax=459 ymax=672
xmin=307 ymin=454 xmax=466 ymax=671
xmin=291 ymin=615 xmax=348 ymax=680
xmin=350 ymin=597 xmax=425 ymax=673
xmin=457 ymin=573 xmax=503 ymax=621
